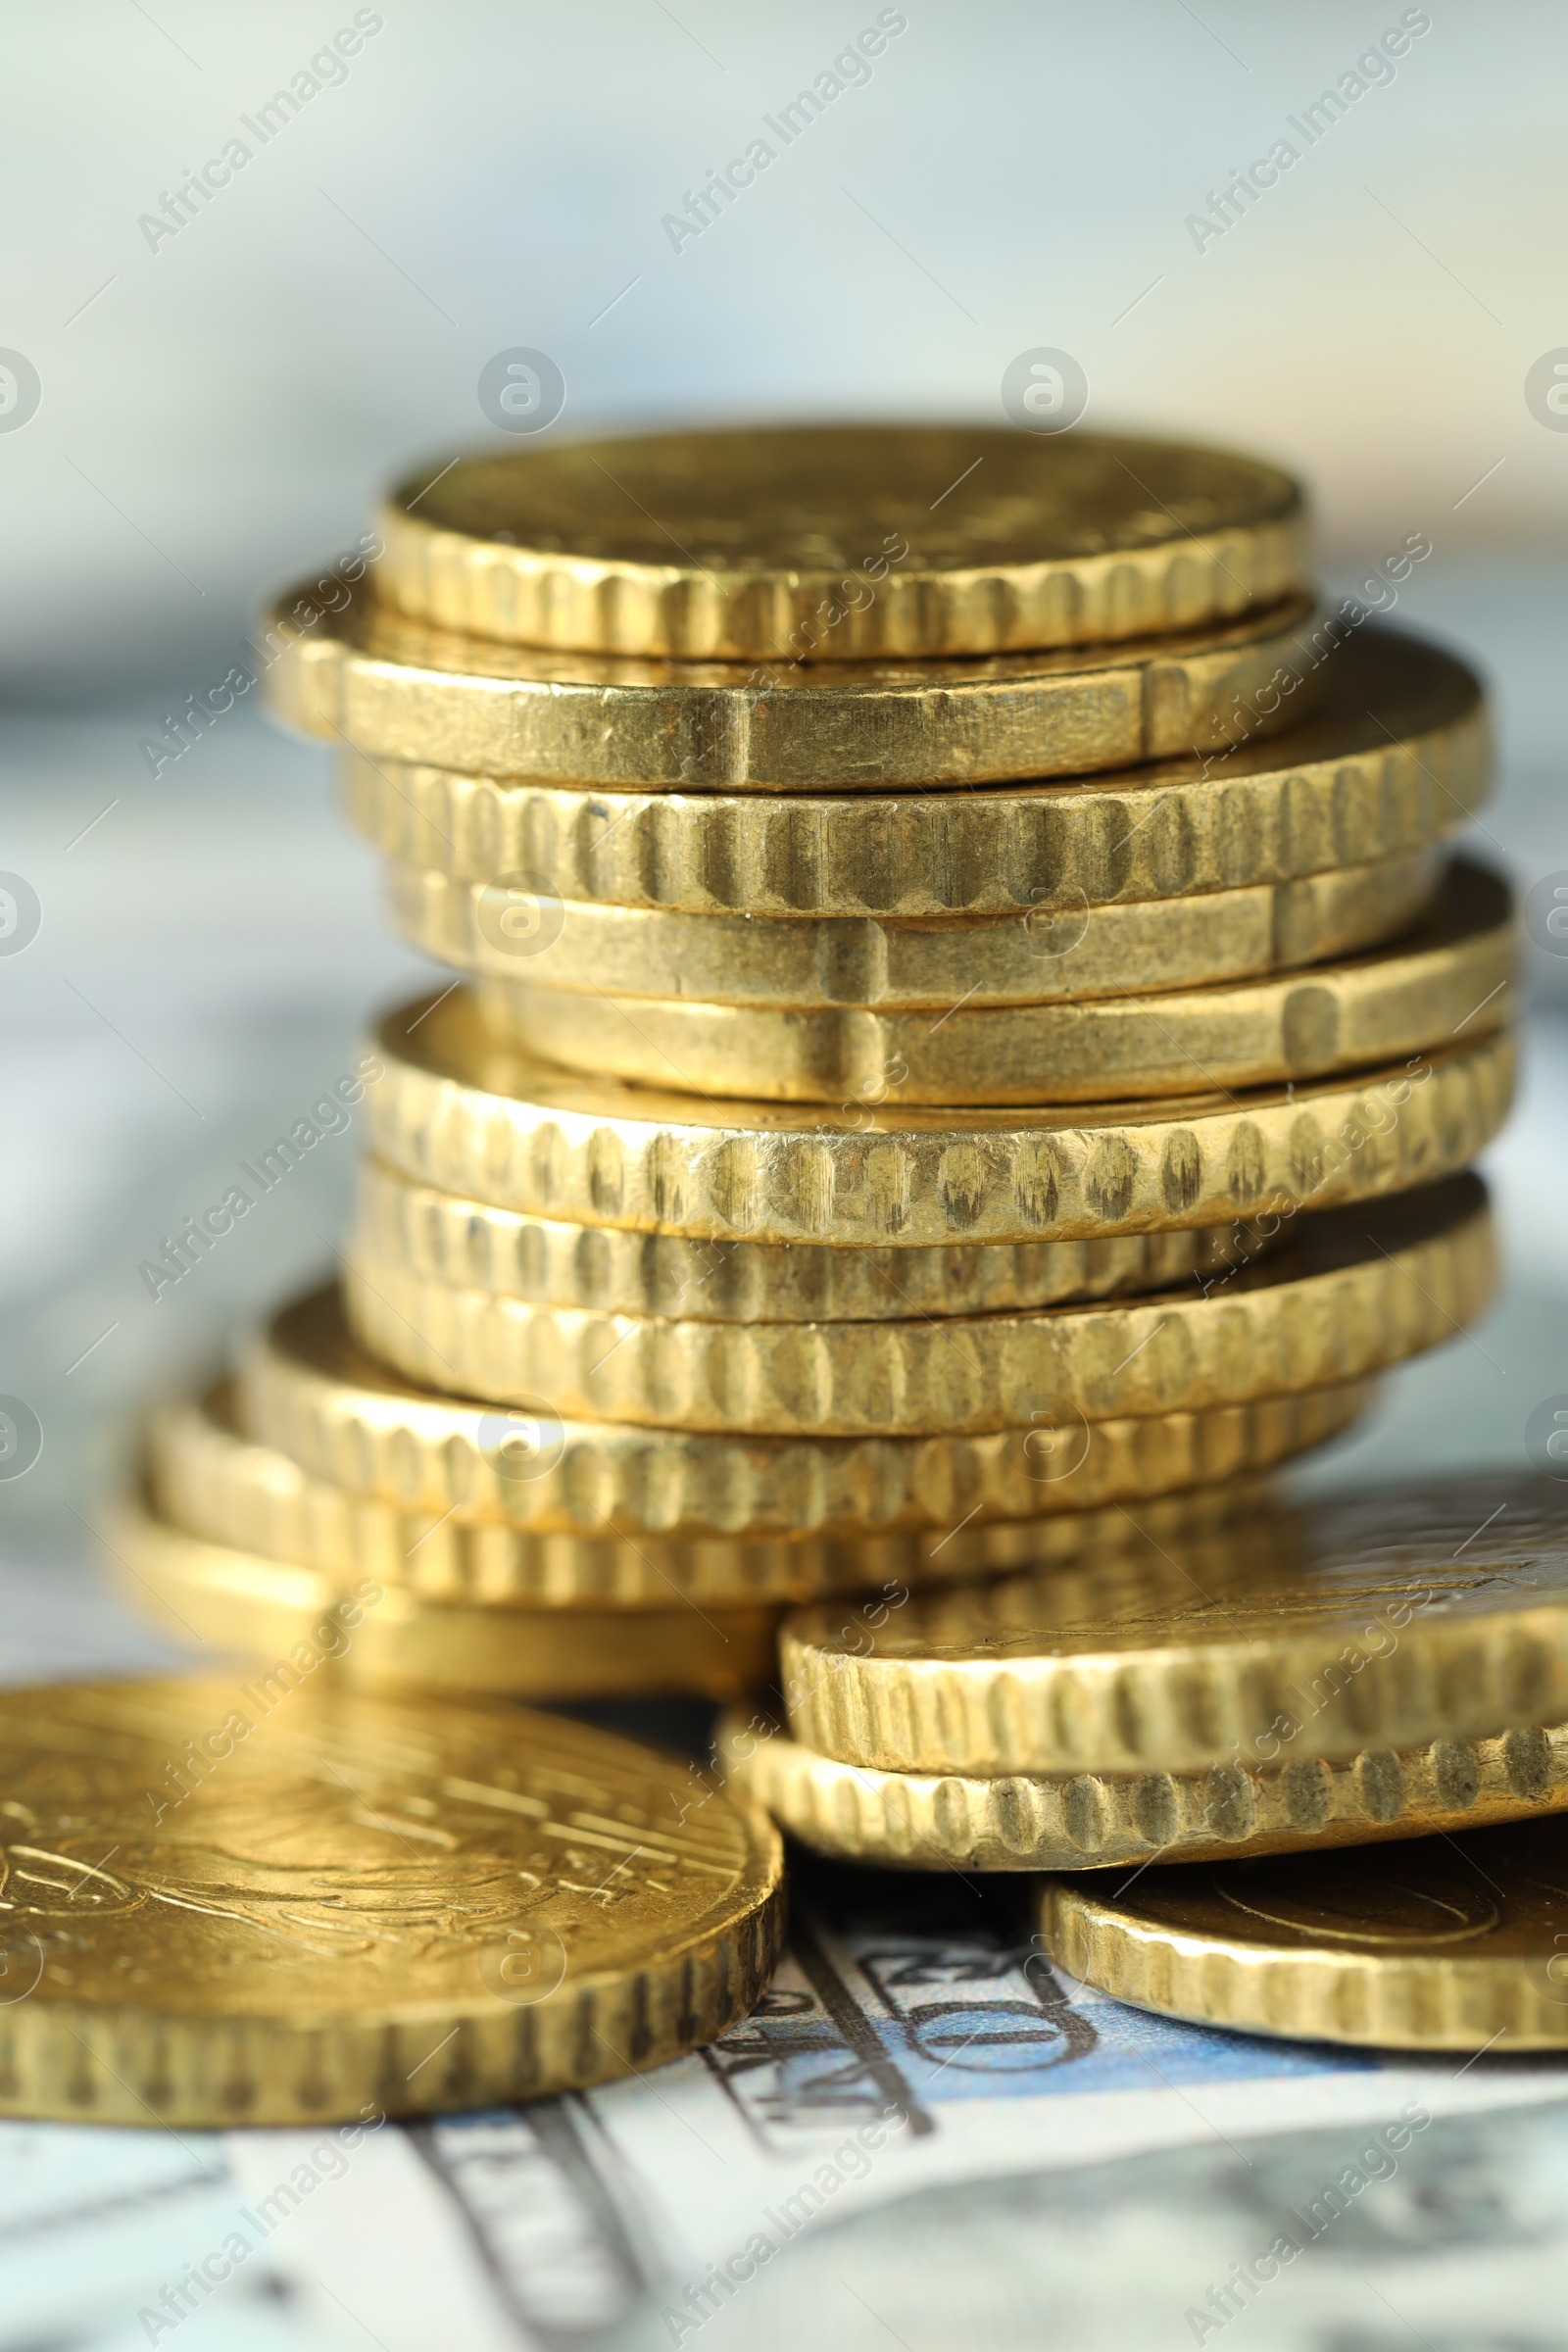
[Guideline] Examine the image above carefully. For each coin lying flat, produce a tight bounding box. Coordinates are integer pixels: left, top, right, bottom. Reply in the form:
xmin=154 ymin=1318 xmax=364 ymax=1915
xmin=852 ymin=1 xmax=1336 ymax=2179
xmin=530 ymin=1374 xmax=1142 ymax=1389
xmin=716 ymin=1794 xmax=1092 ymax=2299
xmin=238 ymin=1288 xmax=1373 ymax=1538
xmin=150 ymin=1385 xmax=1276 ymax=1606
xmin=479 ymin=860 xmax=1513 ymax=1104
xmin=375 ymin=426 xmax=1307 ymax=660
xmin=354 ymin=1157 xmax=1265 ymax=1324
xmin=389 ymin=848 xmax=1441 ymax=1012
xmin=718 ymin=1711 xmax=1568 ymax=1873
xmin=365 ymin=988 xmax=1513 ymax=1247
xmin=0 ymin=1675 xmax=782 ymax=2125
xmin=112 ymin=1495 xmax=778 ymax=1698
xmin=342 ymin=1176 xmax=1492 ymax=1437
xmin=264 ymin=583 xmax=1326 ymax=787
xmin=780 ymin=1477 xmax=1568 ymax=1777
xmin=1038 ymin=1816 xmax=1568 ymax=2049
xmin=339 ymin=630 xmax=1489 ymax=909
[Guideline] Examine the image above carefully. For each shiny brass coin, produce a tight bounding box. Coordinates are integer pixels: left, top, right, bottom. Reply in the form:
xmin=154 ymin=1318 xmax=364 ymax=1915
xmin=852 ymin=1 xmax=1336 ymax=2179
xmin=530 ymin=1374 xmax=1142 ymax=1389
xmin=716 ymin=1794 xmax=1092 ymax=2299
xmin=264 ymin=582 xmax=1327 ymax=787
xmin=151 ymin=1384 xmax=1275 ymax=1607
xmin=1037 ymin=1815 xmax=1568 ymax=2049
xmin=376 ymin=426 xmax=1307 ymax=660
xmin=718 ymin=1711 xmax=1568 ymax=1873
xmin=479 ymin=859 xmax=1513 ymax=1103
xmin=355 ymin=1156 xmax=1264 ymax=1324
xmin=339 ymin=630 xmax=1489 ymax=909
xmin=367 ymin=986 xmax=1514 ymax=1245
xmin=112 ymin=1495 xmax=776 ymax=1699
xmin=781 ymin=1476 xmax=1568 ymax=1778
xmin=238 ymin=1287 xmax=1373 ymax=1539
xmin=0 ymin=1671 xmax=781 ymax=2125
xmin=389 ymin=848 xmax=1441 ymax=1012
xmin=342 ymin=1177 xmax=1492 ymax=1438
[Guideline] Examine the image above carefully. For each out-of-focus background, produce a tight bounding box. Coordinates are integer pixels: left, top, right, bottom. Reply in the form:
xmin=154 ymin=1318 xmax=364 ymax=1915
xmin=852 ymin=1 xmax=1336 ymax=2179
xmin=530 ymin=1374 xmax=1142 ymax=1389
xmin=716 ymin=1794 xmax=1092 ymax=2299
xmin=1 ymin=0 xmax=1565 ymax=1635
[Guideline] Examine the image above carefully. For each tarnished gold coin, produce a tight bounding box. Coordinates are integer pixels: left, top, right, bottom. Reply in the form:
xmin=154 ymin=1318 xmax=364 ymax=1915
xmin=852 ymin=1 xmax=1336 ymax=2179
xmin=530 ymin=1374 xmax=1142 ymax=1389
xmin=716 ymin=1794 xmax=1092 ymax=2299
xmin=0 ymin=1673 xmax=781 ymax=2125
xmin=1038 ymin=1816 xmax=1568 ymax=2049
xmin=375 ymin=426 xmax=1307 ymax=660
xmin=150 ymin=1385 xmax=1275 ymax=1607
xmin=343 ymin=1177 xmax=1492 ymax=1438
xmin=112 ymin=1495 xmax=776 ymax=1699
xmin=264 ymin=582 xmax=1326 ymax=788
xmin=718 ymin=1711 xmax=1568 ymax=1874
xmin=355 ymin=1156 xmax=1264 ymax=1324
xmin=479 ymin=860 xmax=1513 ymax=1103
xmin=366 ymin=988 xmax=1513 ymax=1246
xmin=339 ymin=630 xmax=1490 ymax=910
xmin=780 ymin=1477 xmax=1568 ymax=1777
xmin=388 ymin=848 xmax=1441 ymax=1012
xmin=238 ymin=1287 xmax=1373 ymax=1538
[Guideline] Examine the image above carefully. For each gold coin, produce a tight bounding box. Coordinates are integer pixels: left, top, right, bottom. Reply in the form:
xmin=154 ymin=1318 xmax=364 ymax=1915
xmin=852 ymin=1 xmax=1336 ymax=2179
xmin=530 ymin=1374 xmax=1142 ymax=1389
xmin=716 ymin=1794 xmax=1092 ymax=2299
xmin=718 ymin=1710 xmax=1568 ymax=1874
xmin=367 ymin=987 xmax=1514 ymax=1246
xmin=264 ymin=582 xmax=1327 ymax=787
xmin=238 ymin=1287 xmax=1373 ymax=1538
xmin=481 ymin=858 xmax=1512 ymax=1102
xmin=780 ymin=1476 xmax=1568 ymax=1778
xmin=1037 ymin=1816 xmax=1568 ymax=2050
xmin=151 ymin=1384 xmax=1276 ymax=1607
xmin=375 ymin=426 xmax=1307 ymax=660
xmin=355 ymin=1155 xmax=1264 ymax=1323
xmin=388 ymin=848 xmax=1441 ymax=1012
xmin=0 ymin=1672 xmax=782 ymax=2125
xmin=339 ymin=630 xmax=1489 ymax=910
xmin=112 ymin=1494 xmax=776 ymax=1698
xmin=343 ymin=1177 xmax=1492 ymax=1438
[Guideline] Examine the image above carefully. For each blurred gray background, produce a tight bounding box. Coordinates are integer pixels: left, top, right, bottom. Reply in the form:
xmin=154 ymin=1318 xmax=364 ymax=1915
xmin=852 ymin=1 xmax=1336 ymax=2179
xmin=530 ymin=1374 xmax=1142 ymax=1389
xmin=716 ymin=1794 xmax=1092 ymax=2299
xmin=0 ymin=0 xmax=1565 ymax=1619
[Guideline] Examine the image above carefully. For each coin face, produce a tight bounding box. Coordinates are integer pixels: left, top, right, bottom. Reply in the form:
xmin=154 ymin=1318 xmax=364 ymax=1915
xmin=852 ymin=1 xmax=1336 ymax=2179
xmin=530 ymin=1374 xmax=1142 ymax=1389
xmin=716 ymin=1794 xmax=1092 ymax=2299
xmin=1039 ymin=1816 xmax=1568 ymax=2047
xmin=375 ymin=426 xmax=1307 ymax=659
xmin=0 ymin=1679 xmax=781 ymax=2124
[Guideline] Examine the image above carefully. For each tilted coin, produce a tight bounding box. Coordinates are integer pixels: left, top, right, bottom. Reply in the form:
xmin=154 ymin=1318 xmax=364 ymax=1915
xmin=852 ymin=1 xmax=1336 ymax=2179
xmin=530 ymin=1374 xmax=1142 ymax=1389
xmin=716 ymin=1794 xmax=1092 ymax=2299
xmin=388 ymin=847 xmax=1441 ymax=1012
xmin=263 ymin=582 xmax=1327 ymax=788
xmin=355 ymin=1155 xmax=1265 ymax=1324
xmin=1037 ymin=1815 xmax=1568 ymax=2049
xmin=150 ymin=1384 xmax=1277 ymax=1607
xmin=238 ymin=1287 xmax=1373 ymax=1539
xmin=366 ymin=986 xmax=1514 ymax=1245
xmin=779 ymin=1476 xmax=1568 ymax=1776
xmin=718 ymin=1710 xmax=1568 ymax=1874
xmin=0 ymin=1674 xmax=781 ymax=2125
xmin=374 ymin=426 xmax=1307 ymax=659
xmin=482 ymin=859 xmax=1512 ymax=1103
xmin=339 ymin=629 xmax=1490 ymax=910
xmin=343 ymin=1176 xmax=1493 ymax=1438
xmin=111 ymin=1496 xmax=777 ymax=1699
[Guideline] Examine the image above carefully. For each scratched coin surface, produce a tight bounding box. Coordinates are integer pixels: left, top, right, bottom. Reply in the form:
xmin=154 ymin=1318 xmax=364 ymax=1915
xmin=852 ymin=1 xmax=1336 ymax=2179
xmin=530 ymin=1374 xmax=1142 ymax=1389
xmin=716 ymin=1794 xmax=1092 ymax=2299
xmin=779 ymin=1476 xmax=1568 ymax=1776
xmin=0 ymin=1676 xmax=782 ymax=2126
xmin=374 ymin=426 xmax=1307 ymax=659
xmin=1039 ymin=1815 xmax=1568 ymax=2048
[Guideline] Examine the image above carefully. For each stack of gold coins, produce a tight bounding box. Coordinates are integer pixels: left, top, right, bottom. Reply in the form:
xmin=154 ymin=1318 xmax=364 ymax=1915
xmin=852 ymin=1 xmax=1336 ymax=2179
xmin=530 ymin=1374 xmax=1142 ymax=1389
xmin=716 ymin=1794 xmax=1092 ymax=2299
xmin=113 ymin=423 xmax=1514 ymax=1712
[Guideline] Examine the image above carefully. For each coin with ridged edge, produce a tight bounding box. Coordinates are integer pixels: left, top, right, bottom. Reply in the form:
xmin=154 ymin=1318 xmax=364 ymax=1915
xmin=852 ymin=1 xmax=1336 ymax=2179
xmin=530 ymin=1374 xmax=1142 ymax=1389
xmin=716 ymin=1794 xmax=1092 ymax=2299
xmin=388 ymin=847 xmax=1441 ymax=1011
xmin=237 ymin=1287 xmax=1375 ymax=1538
xmin=374 ymin=427 xmax=1307 ymax=660
xmin=478 ymin=859 xmax=1513 ymax=1104
xmin=338 ymin=631 xmax=1489 ymax=910
xmin=1037 ymin=1815 xmax=1568 ymax=2049
xmin=779 ymin=1477 xmax=1568 ymax=1777
xmin=112 ymin=1495 xmax=779 ymax=1699
xmin=716 ymin=1710 xmax=1568 ymax=1872
xmin=0 ymin=1673 xmax=782 ymax=2125
xmin=263 ymin=581 xmax=1328 ymax=787
xmin=354 ymin=1157 xmax=1267 ymax=1324
xmin=364 ymin=989 xmax=1514 ymax=1247
xmin=151 ymin=1385 xmax=1277 ymax=1607
xmin=341 ymin=1175 xmax=1493 ymax=1437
